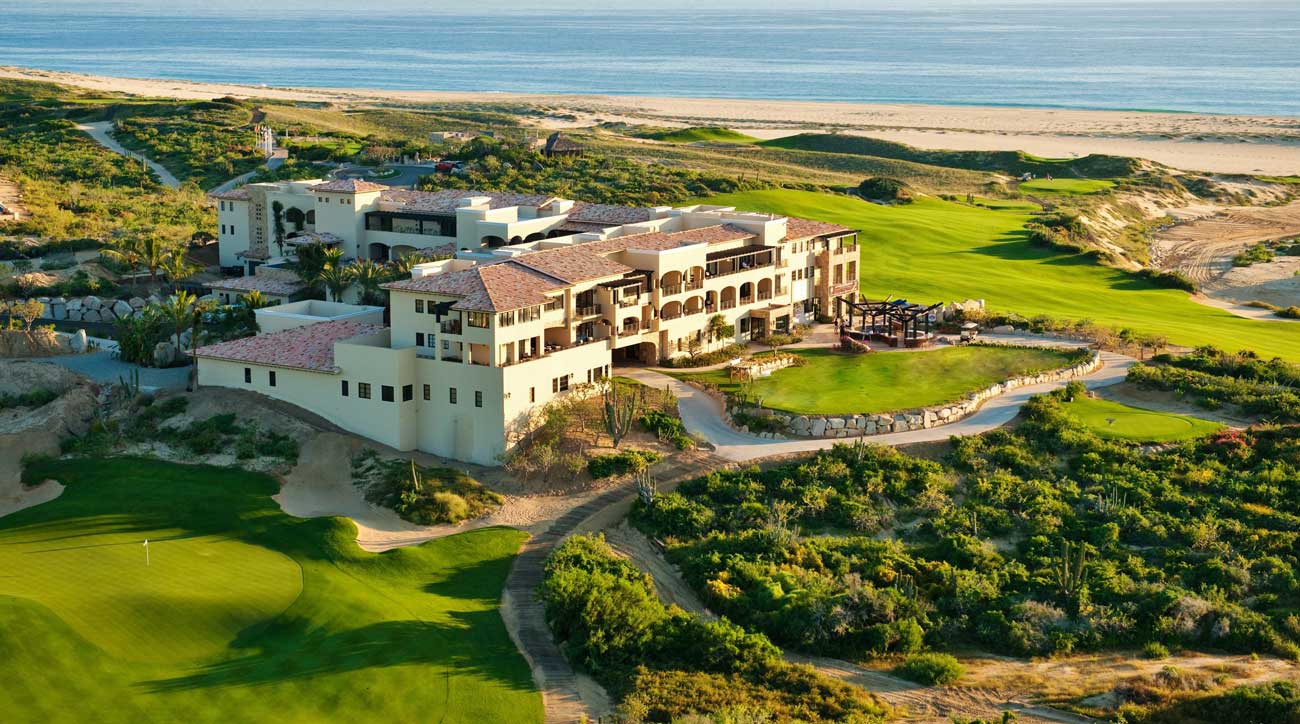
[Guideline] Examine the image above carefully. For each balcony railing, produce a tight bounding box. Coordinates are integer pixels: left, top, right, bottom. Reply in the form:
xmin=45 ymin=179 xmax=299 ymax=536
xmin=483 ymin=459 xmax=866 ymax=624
xmin=619 ymin=296 xmax=641 ymax=308
xmin=720 ymin=300 xmax=736 ymax=310
xmin=440 ymin=320 xmax=462 ymax=334
xmin=685 ymin=280 xmax=703 ymax=291
xmin=575 ymin=304 xmax=602 ymax=317
xmin=757 ymin=291 xmax=772 ymax=301
xmin=739 ymin=296 xmax=754 ymax=305
xmin=620 ymin=325 xmax=640 ymax=337
xmin=660 ymin=284 xmax=682 ymax=296
xmin=661 ymin=311 xmax=682 ymax=321
xmin=705 ymin=261 xmax=773 ymax=279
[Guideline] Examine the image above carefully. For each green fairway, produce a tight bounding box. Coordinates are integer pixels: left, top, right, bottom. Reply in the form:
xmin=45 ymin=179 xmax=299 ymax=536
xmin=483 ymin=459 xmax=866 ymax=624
xmin=1063 ymin=396 xmax=1223 ymax=442
xmin=667 ymin=346 xmax=1078 ymax=415
xmin=650 ymin=126 xmax=759 ymax=144
xmin=1019 ymin=178 xmax=1115 ymax=195
xmin=0 ymin=458 xmax=540 ymax=724
xmin=702 ymin=190 xmax=1300 ymax=361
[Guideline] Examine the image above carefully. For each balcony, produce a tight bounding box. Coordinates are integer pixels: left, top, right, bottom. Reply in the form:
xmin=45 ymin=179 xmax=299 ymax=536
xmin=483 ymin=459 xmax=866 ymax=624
xmin=618 ymin=296 xmax=641 ymax=308
xmin=575 ymin=304 xmax=602 ymax=317
xmin=720 ymin=300 xmax=736 ymax=310
xmin=705 ymin=245 xmax=777 ymax=279
xmin=619 ymin=324 xmax=641 ymax=337
xmin=440 ymin=320 xmax=462 ymax=335
xmin=660 ymin=284 xmax=682 ymax=296
xmin=660 ymin=311 xmax=682 ymax=321
xmin=757 ymin=291 xmax=772 ymax=302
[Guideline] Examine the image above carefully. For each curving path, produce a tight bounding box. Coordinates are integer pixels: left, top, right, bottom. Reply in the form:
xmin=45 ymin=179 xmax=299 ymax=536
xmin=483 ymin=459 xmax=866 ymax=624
xmin=75 ymin=121 xmax=181 ymax=189
xmin=620 ymin=342 xmax=1135 ymax=462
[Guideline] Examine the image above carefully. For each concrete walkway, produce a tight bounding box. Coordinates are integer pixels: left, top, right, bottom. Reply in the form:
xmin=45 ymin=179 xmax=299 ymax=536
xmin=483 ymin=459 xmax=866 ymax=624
xmin=75 ymin=121 xmax=181 ymax=189
xmin=40 ymin=350 xmax=190 ymax=391
xmin=622 ymin=341 xmax=1136 ymax=462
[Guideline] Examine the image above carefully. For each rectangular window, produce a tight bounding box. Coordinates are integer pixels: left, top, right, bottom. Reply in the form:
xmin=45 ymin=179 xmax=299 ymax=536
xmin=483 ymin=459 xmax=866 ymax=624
xmin=244 ymin=367 xmax=251 ymax=383
xmin=529 ymin=387 xmax=535 ymax=403
xmin=475 ymin=391 xmax=483 ymax=408
xmin=402 ymin=384 xmax=413 ymax=402
xmin=552 ymin=375 xmax=569 ymax=393
xmin=358 ymin=383 xmax=371 ymax=399
xmin=423 ymin=384 xmax=431 ymax=401
xmin=415 ymin=299 xmax=424 ymax=313
xmin=467 ymin=311 xmax=490 ymax=328
xmin=381 ymin=385 xmax=394 ymax=402
xmin=415 ymin=332 xmax=425 ymax=346
xmin=341 ymin=380 xmax=349 ymax=396
xmin=426 ymin=333 xmax=436 ymax=348
xmin=449 ymin=387 xmax=457 ymax=404
xmin=268 ymin=370 xmax=277 ymax=387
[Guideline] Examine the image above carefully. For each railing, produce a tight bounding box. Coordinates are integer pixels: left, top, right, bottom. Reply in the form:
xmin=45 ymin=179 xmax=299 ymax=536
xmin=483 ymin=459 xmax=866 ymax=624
xmin=619 ymin=296 xmax=641 ymax=308
xmin=705 ymin=260 xmax=773 ymax=279
xmin=620 ymin=326 xmax=640 ymax=337
xmin=660 ymin=311 xmax=682 ymax=321
xmin=739 ymin=296 xmax=754 ymax=305
xmin=575 ymin=304 xmax=602 ymax=317
xmin=660 ymin=284 xmax=682 ymax=296
xmin=720 ymin=300 xmax=736 ymax=310
xmin=440 ymin=321 xmax=462 ymax=334
xmin=757 ymin=291 xmax=772 ymax=301
xmin=685 ymin=281 xmax=703 ymax=291
xmin=705 ymin=303 xmax=716 ymax=313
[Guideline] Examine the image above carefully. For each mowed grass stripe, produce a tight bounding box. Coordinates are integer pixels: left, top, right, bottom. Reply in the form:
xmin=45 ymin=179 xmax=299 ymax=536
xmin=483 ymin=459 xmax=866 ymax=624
xmin=701 ymin=190 xmax=1300 ymax=361
xmin=0 ymin=458 xmax=540 ymax=724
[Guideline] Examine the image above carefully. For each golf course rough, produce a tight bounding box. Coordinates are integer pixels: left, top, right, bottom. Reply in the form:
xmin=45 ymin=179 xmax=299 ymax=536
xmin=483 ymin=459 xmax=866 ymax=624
xmin=0 ymin=457 xmax=541 ymax=724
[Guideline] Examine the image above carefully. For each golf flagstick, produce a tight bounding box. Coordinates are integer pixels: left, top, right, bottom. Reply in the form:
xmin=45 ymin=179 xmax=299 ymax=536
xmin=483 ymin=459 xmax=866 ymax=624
xmin=144 ymin=538 xmax=149 ymax=566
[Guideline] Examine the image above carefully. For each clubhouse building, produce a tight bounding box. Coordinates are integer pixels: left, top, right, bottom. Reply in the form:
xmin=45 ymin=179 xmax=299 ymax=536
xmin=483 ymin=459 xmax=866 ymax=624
xmin=198 ymin=181 xmax=859 ymax=464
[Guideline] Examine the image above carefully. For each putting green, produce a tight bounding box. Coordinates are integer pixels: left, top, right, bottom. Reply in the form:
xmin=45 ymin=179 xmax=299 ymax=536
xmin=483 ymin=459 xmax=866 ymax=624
xmin=0 ymin=458 xmax=540 ymax=724
xmin=1064 ymin=396 xmax=1223 ymax=442
xmin=0 ymin=529 xmax=301 ymax=663
xmin=1019 ymin=178 xmax=1115 ymax=195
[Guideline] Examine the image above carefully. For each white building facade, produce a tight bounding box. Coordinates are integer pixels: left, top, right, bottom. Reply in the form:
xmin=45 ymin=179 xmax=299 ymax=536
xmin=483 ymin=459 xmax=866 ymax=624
xmin=199 ymin=184 xmax=859 ymax=465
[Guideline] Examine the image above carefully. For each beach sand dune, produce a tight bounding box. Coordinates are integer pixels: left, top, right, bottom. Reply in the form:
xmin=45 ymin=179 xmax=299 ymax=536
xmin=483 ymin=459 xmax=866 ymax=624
xmin=5 ymin=65 xmax=1300 ymax=175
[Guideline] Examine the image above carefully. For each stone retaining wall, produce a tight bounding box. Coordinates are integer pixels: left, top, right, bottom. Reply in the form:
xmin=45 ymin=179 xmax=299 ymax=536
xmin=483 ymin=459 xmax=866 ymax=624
xmin=724 ymin=348 xmax=1102 ymax=440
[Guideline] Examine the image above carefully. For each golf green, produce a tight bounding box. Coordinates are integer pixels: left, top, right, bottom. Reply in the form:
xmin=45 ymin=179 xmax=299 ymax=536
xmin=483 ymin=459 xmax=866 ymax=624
xmin=1019 ymin=178 xmax=1115 ymax=195
xmin=702 ymin=190 xmax=1300 ymax=361
xmin=1063 ymin=396 xmax=1223 ymax=442
xmin=0 ymin=457 xmax=541 ymax=724
xmin=669 ymin=346 xmax=1078 ymax=415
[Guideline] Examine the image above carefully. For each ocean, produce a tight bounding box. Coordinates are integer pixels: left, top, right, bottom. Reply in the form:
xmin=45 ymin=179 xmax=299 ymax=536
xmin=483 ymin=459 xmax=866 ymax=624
xmin=2 ymin=0 xmax=1299 ymax=116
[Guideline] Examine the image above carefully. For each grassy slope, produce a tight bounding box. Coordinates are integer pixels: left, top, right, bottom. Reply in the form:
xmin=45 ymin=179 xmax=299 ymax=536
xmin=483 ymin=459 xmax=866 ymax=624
xmin=670 ymin=346 xmax=1075 ymax=415
xmin=1063 ymin=396 xmax=1223 ymax=442
xmin=1020 ymin=178 xmax=1116 ymax=195
xmin=0 ymin=458 xmax=540 ymax=724
xmin=650 ymin=127 xmax=759 ymax=144
xmin=703 ymin=190 xmax=1300 ymax=361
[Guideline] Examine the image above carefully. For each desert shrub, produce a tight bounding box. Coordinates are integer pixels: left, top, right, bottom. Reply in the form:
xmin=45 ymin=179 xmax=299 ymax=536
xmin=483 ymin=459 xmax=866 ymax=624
xmin=893 ymin=653 xmax=964 ymax=685
xmin=588 ymin=449 xmax=661 ymax=479
xmin=356 ymin=456 xmax=501 ymax=525
xmin=1133 ymin=680 xmax=1300 ymax=724
xmin=640 ymin=410 xmax=694 ymax=449
xmin=730 ymin=410 xmax=786 ymax=434
xmin=1142 ymin=642 xmax=1171 ymax=659
xmin=0 ymin=387 xmax=58 ymax=409
xmin=1232 ymin=242 xmax=1275 ymax=267
xmin=1277 ymin=306 xmax=1300 ymax=319
xmin=1137 ymin=268 xmax=1198 ymax=292
xmin=661 ymin=343 xmax=749 ymax=368
xmin=857 ymin=176 xmax=912 ymax=203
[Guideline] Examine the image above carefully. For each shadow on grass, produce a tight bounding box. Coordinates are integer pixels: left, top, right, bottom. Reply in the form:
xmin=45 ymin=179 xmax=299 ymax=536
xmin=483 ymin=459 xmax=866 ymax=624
xmin=138 ymin=610 xmax=533 ymax=694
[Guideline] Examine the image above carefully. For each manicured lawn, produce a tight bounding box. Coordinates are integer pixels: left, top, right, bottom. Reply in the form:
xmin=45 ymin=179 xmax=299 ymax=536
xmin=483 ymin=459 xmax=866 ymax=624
xmin=0 ymin=458 xmax=540 ymax=724
xmin=1019 ymin=178 xmax=1115 ymax=195
xmin=667 ymin=346 xmax=1078 ymax=415
xmin=651 ymin=126 xmax=759 ymax=144
xmin=701 ymin=190 xmax=1300 ymax=361
xmin=1063 ymin=396 xmax=1223 ymax=442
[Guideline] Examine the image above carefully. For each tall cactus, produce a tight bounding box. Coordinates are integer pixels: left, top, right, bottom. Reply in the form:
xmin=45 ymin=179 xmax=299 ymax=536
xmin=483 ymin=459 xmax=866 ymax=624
xmin=602 ymin=380 xmax=640 ymax=448
xmin=635 ymin=465 xmax=657 ymax=507
xmin=1054 ymin=539 xmax=1089 ymax=599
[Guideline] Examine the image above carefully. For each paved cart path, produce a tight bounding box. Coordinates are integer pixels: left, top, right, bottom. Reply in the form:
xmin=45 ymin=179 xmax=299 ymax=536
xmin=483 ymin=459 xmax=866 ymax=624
xmin=76 ymin=121 xmax=181 ymax=189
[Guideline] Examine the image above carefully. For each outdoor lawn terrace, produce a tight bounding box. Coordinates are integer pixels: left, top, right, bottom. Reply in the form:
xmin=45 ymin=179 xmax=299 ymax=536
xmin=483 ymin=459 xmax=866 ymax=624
xmin=668 ymin=345 xmax=1083 ymax=416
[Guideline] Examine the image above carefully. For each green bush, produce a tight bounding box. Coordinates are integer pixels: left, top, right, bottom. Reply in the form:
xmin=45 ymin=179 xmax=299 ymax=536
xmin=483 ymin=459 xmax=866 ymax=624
xmin=429 ymin=491 xmax=470 ymax=522
xmin=857 ymin=176 xmax=912 ymax=203
xmin=640 ymin=410 xmax=694 ymax=450
xmin=1143 ymin=641 xmax=1170 ymax=659
xmin=893 ymin=653 xmax=964 ymax=685
xmin=660 ymin=343 xmax=749 ymax=368
xmin=587 ymin=449 xmax=661 ymax=479
xmin=0 ymin=387 xmax=58 ymax=409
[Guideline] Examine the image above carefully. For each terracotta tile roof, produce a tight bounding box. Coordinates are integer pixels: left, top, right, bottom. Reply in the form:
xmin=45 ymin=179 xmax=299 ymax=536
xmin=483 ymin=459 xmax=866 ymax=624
xmin=783 ymin=216 xmax=856 ymax=240
xmin=513 ymin=245 xmax=631 ymax=283
xmin=567 ymin=202 xmax=657 ymax=225
xmin=382 ymin=261 xmax=567 ymax=312
xmin=211 ymin=187 xmax=251 ymax=201
xmin=205 ymin=276 xmax=303 ymax=296
xmin=311 ymin=178 xmax=388 ymax=194
xmin=193 ymin=320 xmax=383 ymax=372
xmin=286 ymin=231 xmax=346 ymax=246
xmin=379 ymin=188 xmax=558 ymax=213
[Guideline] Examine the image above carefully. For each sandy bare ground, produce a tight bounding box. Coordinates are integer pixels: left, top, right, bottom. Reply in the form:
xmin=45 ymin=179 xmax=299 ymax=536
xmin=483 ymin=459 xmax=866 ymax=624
xmin=276 ymin=431 xmax=617 ymax=552
xmin=0 ymin=176 xmax=27 ymax=220
xmin=1152 ymin=200 xmax=1300 ymax=311
xmin=0 ymin=361 xmax=97 ymax=518
xmin=6 ymin=65 xmax=1300 ymax=175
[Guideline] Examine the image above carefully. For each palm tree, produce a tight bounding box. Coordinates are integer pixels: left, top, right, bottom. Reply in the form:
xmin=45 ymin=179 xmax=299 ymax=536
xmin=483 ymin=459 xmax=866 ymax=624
xmin=271 ymin=200 xmax=286 ymax=256
xmin=101 ymin=240 xmax=143 ymax=295
xmin=319 ymin=263 xmax=355 ymax=303
xmin=351 ymin=258 xmax=386 ymax=306
xmin=137 ymin=231 xmax=173 ymax=286
xmin=161 ymin=290 xmax=196 ymax=354
xmin=239 ymin=289 xmax=270 ymax=313
xmin=160 ymin=250 xmax=198 ymax=293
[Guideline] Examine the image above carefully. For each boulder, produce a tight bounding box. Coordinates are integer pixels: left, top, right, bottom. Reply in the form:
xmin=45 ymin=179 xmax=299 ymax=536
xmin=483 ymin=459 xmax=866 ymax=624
xmin=112 ymin=299 xmax=133 ymax=319
xmin=66 ymin=298 xmax=83 ymax=314
xmin=828 ymin=417 xmax=845 ymax=430
xmin=810 ymin=418 xmax=828 ymax=437
xmin=69 ymin=329 xmax=88 ymax=353
xmin=81 ymin=309 xmax=101 ymax=323
xmin=129 ymin=296 xmax=146 ymax=309
xmin=153 ymin=341 xmax=179 ymax=368
xmin=991 ymin=324 xmax=1014 ymax=334
xmin=83 ymin=295 xmax=102 ymax=310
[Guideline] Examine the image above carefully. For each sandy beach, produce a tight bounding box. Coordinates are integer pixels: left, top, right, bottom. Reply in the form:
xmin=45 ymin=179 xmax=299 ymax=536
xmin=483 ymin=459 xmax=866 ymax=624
xmin=5 ymin=65 xmax=1300 ymax=175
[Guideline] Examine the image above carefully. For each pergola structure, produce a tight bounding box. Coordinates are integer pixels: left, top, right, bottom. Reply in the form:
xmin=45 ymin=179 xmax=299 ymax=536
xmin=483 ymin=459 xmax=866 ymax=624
xmin=836 ymin=295 xmax=942 ymax=348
